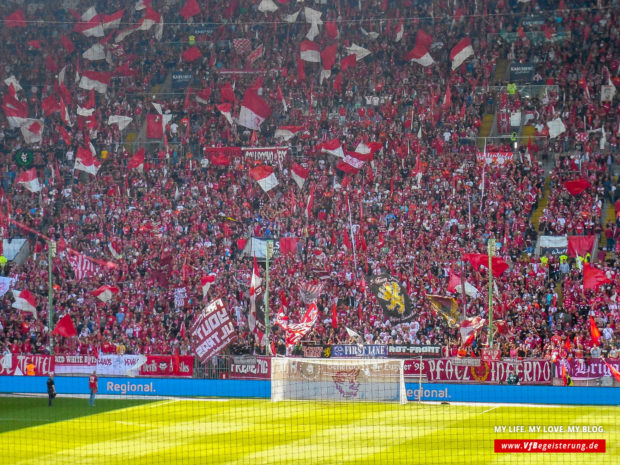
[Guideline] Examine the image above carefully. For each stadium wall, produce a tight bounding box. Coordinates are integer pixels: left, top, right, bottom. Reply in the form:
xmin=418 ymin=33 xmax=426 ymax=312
xmin=0 ymin=376 xmax=617 ymax=405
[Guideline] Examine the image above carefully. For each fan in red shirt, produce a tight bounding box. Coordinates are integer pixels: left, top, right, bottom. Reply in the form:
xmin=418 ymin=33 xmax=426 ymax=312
xmin=88 ymin=371 xmax=98 ymax=407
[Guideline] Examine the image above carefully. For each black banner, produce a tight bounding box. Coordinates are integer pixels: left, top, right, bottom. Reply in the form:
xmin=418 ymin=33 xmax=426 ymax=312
xmin=171 ymin=70 xmax=193 ymax=89
xmin=387 ymin=345 xmax=442 ymax=358
xmin=509 ymin=62 xmax=535 ymax=83
xmin=368 ymin=275 xmax=414 ymax=321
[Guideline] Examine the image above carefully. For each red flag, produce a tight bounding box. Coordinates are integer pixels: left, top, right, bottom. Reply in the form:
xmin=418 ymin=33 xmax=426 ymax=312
xmin=5 ymin=10 xmax=27 ymax=28
xmin=220 ymin=82 xmax=235 ymax=103
xmin=51 ymin=314 xmax=78 ymax=337
xmin=564 ymin=179 xmax=591 ymax=195
xmin=127 ymin=148 xmax=145 ymax=170
xmin=325 ymin=21 xmax=339 ymax=39
xmin=58 ymin=126 xmax=72 ymax=146
xmin=590 ymin=316 xmax=601 ymax=346
xmin=146 ymin=114 xmax=163 ymax=139
xmin=442 ymin=84 xmax=452 ymax=112
xmin=463 ymin=253 xmax=509 ymax=277
xmin=583 ymin=263 xmax=612 ymax=290
xmin=340 ymin=54 xmax=357 ymax=71
xmin=343 ymin=228 xmax=351 ymax=249
xmin=182 ymin=46 xmax=202 ymax=62
xmin=564 ymin=336 xmax=571 ymax=351
xmin=603 ymin=360 xmax=620 ymax=383
xmin=447 ymin=272 xmax=461 ymax=293
xmin=180 ymin=0 xmax=201 ymax=19
xmin=331 ymin=301 xmax=338 ymax=329
xmin=41 ymin=96 xmax=60 ymax=116
xmin=561 ymin=364 xmax=568 ymax=386
xmin=306 ymin=184 xmax=315 ymax=220
xmin=567 ymin=235 xmax=595 ymax=258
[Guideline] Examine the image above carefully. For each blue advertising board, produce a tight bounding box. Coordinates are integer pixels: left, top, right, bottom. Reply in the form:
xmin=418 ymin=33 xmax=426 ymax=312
xmin=0 ymin=377 xmax=617 ymax=406
xmin=330 ymin=345 xmax=387 ymax=358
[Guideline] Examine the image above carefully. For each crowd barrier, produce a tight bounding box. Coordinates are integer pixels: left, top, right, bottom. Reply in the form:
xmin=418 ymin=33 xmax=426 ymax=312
xmin=0 ymin=377 xmax=617 ymax=406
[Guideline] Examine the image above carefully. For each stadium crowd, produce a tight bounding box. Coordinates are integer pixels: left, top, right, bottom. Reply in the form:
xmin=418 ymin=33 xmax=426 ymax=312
xmin=0 ymin=0 xmax=618 ymax=364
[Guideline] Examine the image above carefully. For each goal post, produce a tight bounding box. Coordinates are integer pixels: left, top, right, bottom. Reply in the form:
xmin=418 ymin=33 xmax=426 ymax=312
xmin=271 ymin=358 xmax=408 ymax=404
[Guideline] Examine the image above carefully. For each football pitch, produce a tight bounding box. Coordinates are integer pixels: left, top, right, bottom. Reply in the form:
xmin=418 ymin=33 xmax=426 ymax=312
xmin=0 ymin=396 xmax=618 ymax=465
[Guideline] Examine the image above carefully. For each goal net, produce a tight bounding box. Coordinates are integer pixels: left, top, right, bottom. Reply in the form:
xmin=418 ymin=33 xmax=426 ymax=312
xmin=271 ymin=358 xmax=408 ymax=404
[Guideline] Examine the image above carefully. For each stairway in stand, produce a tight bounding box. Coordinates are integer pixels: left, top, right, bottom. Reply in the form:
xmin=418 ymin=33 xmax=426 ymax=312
xmin=530 ymin=176 xmax=551 ymax=233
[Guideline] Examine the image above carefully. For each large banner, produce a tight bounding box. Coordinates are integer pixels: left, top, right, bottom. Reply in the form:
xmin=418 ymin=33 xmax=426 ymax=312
xmin=229 ymin=355 xmax=271 ymax=380
xmin=403 ymin=358 xmax=552 ymax=385
xmin=330 ymin=345 xmax=387 ymax=358
xmin=388 ymin=345 xmax=442 ymax=358
xmin=368 ymin=275 xmax=414 ymax=322
xmin=190 ymin=298 xmax=237 ymax=363
xmin=171 ymin=70 xmax=193 ymax=89
xmin=0 ymin=354 xmax=54 ymax=376
xmin=476 ymin=151 xmax=513 ymax=165
xmin=203 ymin=146 xmax=289 ymax=164
xmin=539 ymin=235 xmax=568 ymax=255
xmin=509 ymin=62 xmax=535 ymax=82
xmin=96 ymin=354 xmax=147 ymax=376
xmin=138 ymin=355 xmax=194 ymax=377
xmin=54 ymin=355 xmax=97 ymax=374
xmin=555 ymin=358 xmax=620 ymax=380
xmin=54 ymin=354 xmax=193 ymax=377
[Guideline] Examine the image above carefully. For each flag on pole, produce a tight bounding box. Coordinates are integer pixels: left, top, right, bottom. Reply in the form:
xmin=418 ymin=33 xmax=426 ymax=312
xmin=201 ymin=272 xmax=216 ymax=297
xmin=290 ymin=163 xmax=309 ymax=189
xmin=590 ymin=316 xmax=601 ymax=346
xmin=319 ymin=138 xmax=344 ymax=158
xmin=583 ymin=263 xmax=612 ymax=290
xmin=74 ymin=146 xmax=101 ymax=175
xmin=249 ymin=256 xmax=265 ymax=345
xmin=12 ymin=289 xmax=37 ymax=316
xmin=300 ymin=40 xmax=321 ymax=62
xmin=249 ymin=165 xmax=279 ymax=192
xmin=68 ymin=253 xmax=98 ymax=280
xmin=305 ymin=184 xmax=315 ymax=219
xmin=406 ymin=30 xmax=434 ymax=66
xmin=459 ymin=316 xmax=485 ymax=346
xmin=238 ymin=89 xmax=272 ymax=131
xmin=450 ymin=37 xmax=474 ymax=70
xmin=276 ymin=84 xmax=287 ymax=112
xmin=16 ymin=169 xmax=41 ymax=193
xmin=394 ymin=19 xmax=404 ymax=42
xmin=91 ymin=285 xmax=120 ymax=303
xmin=51 ymin=314 xmax=78 ymax=337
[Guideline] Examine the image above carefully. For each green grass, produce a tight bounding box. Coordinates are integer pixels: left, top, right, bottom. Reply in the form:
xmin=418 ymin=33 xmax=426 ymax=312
xmin=0 ymin=397 xmax=618 ymax=464
xmin=0 ymin=397 xmax=153 ymax=433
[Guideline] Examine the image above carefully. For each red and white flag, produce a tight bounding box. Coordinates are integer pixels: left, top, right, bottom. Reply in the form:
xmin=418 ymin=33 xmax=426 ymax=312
xmin=394 ymin=19 xmax=404 ymax=42
xmin=300 ymin=40 xmax=321 ymax=62
xmin=407 ymin=30 xmax=434 ymax=67
xmin=247 ymin=44 xmax=264 ymax=64
xmin=195 ymin=88 xmax=211 ymax=104
xmin=16 ymin=168 xmax=41 ymax=193
xmin=180 ymin=0 xmax=201 ymax=19
xmin=12 ymin=289 xmax=37 ymax=316
xmin=74 ymin=146 xmax=101 ymax=176
xmin=79 ymin=70 xmax=112 ymax=93
xmin=91 ymin=285 xmax=120 ymax=303
xmin=41 ymin=96 xmax=60 ymax=116
xmin=274 ymin=125 xmax=303 ymax=141
xmin=450 ymin=37 xmax=474 ymax=70
xmin=20 ymin=119 xmax=44 ymax=145
xmin=250 ymin=165 xmax=279 ymax=192
xmin=137 ymin=6 xmax=164 ymax=41
xmin=319 ymin=138 xmax=344 ymax=158
xmin=290 ymin=163 xmax=309 ymax=189
xmin=459 ymin=316 xmax=485 ymax=346
xmin=68 ymin=253 xmax=98 ymax=280
xmin=336 ymin=153 xmax=365 ymax=175
xmin=284 ymin=302 xmax=319 ymax=348
xmin=233 ymin=38 xmax=251 ymax=55
xmin=276 ymin=84 xmax=287 ymax=112
xmin=344 ymin=44 xmax=371 ymax=61
xmin=107 ymin=115 xmax=133 ymax=130
xmin=102 ymin=9 xmax=125 ymax=30
xmin=216 ymin=103 xmax=233 ymax=126
xmin=77 ymin=90 xmax=96 ymax=116
xmin=74 ymin=7 xmax=104 ymax=38
xmin=238 ymin=89 xmax=272 ymax=131
xmin=2 ymin=86 xmax=28 ymax=128
xmin=201 ymin=272 xmax=217 ymax=297
xmin=82 ymin=43 xmax=107 ymax=61
xmin=108 ymin=238 xmax=122 ymax=259
xmin=127 ymin=147 xmax=145 ymax=171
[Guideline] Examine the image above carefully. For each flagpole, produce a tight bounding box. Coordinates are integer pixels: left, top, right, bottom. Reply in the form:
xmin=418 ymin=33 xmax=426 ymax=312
xmin=459 ymin=250 xmax=467 ymax=321
xmin=264 ymin=240 xmax=273 ymax=356
xmin=347 ymin=196 xmax=358 ymax=278
xmin=48 ymin=240 xmax=56 ymax=354
xmin=487 ymin=238 xmax=496 ymax=348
